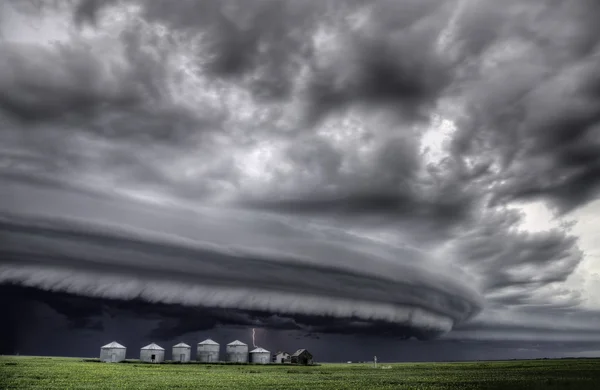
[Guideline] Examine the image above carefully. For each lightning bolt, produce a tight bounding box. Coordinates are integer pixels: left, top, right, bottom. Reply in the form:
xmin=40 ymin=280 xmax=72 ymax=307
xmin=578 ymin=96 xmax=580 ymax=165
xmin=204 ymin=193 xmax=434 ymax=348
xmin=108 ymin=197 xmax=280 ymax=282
xmin=252 ymin=328 xmax=257 ymax=348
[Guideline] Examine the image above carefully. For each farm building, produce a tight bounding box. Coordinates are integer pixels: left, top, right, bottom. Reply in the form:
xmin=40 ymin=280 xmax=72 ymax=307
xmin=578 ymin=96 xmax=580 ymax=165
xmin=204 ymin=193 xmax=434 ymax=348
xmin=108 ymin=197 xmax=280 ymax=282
xmin=273 ymin=351 xmax=290 ymax=364
xmin=225 ymin=340 xmax=248 ymax=363
xmin=197 ymin=339 xmax=220 ymax=362
xmin=291 ymin=349 xmax=313 ymax=365
xmin=99 ymin=341 xmax=126 ymax=363
xmin=140 ymin=343 xmax=165 ymax=363
xmin=172 ymin=342 xmax=191 ymax=362
xmin=250 ymin=347 xmax=271 ymax=364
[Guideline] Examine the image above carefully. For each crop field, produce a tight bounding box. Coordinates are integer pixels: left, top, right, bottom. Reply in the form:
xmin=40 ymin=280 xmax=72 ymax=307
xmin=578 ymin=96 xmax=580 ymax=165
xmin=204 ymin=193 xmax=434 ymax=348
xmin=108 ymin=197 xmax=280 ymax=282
xmin=2 ymin=356 xmax=600 ymax=389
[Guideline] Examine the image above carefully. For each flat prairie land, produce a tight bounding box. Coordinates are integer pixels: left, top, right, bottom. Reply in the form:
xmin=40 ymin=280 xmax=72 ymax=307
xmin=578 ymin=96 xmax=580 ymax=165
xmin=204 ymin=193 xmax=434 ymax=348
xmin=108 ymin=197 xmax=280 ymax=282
xmin=2 ymin=356 xmax=600 ymax=389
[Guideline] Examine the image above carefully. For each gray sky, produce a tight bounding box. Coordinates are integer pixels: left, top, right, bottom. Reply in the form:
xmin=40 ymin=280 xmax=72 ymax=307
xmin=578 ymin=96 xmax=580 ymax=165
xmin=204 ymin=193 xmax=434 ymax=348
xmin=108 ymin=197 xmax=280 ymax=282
xmin=1 ymin=0 xmax=600 ymax=361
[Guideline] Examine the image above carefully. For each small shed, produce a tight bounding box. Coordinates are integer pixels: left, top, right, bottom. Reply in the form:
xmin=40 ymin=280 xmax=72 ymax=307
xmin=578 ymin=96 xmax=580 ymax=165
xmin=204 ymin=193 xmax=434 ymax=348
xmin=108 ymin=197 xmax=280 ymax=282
xmin=273 ymin=351 xmax=290 ymax=364
xmin=140 ymin=343 xmax=165 ymax=363
xmin=291 ymin=349 xmax=313 ymax=365
xmin=100 ymin=341 xmax=126 ymax=363
xmin=250 ymin=347 xmax=271 ymax=364
xmin=197 ymin=339 xmax=220 ymax=362
xmin=172 ymin=342 xmax=191 ymax=362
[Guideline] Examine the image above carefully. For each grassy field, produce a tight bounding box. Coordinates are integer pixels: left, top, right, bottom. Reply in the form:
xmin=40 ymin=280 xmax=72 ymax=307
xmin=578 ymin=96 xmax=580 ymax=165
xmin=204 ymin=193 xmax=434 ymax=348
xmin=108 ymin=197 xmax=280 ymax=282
xmin=2 ymin=356 xmax=600 ymax=389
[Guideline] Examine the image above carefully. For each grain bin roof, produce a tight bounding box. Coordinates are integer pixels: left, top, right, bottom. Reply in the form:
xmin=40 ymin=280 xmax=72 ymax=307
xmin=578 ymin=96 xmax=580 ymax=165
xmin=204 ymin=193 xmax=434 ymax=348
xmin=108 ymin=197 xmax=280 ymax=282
xmin=250 ymin=347 xmax=269 ymax=353
xmin=198 ymin=339 xmax=219 ymax=345
xmin=173 ymin=342 xmax=191 ymax=348
xmin=141 ymin=343 xmax=165 ymax=350
xmin=101 ymin=341 xmax=126 ymax=349
xmin=227 ymin=340 xmax=247 ymax=346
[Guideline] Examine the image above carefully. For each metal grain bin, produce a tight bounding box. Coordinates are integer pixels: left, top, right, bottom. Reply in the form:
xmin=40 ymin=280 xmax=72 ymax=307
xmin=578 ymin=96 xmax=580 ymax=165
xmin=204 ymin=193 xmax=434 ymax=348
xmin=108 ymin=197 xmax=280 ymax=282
xmin=100 ymin=341 xmax=126 ymax=363
xmin=140 ymin=343 xmax=165 ymax=363
xmin=197 ymin=339 xmax=220 ymax=362
xmin=225 ymin=340 xmax=248 ymax=363
xmin=172 ymin=342 xmax=191 ymax=362
xmin=250 ymin=347 xmax=270 ymax=364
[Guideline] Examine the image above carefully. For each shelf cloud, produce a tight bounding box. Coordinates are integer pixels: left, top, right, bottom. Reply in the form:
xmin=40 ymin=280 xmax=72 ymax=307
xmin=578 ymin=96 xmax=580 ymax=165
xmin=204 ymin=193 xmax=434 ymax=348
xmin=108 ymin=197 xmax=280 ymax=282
xmin=1 ymin=0 xmax=600 ymax=354
xmin=0 ymin=182 xmax=482 ymax=339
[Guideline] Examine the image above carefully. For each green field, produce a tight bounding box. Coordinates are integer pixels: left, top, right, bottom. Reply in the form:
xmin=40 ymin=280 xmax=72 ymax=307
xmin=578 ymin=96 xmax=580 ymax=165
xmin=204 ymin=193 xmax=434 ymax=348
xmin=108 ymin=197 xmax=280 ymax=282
xmin=2 ymin=356 xmax=600 ymax=389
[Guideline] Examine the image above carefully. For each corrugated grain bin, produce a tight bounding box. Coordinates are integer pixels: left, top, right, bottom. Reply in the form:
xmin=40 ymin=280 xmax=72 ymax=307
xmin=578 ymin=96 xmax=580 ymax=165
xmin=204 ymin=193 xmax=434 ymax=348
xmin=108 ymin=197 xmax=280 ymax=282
xmin=100 ymin=341 xmax=126 ymax=363
xmin=197 ymin=339 xmax=220 ymax=362
xmin=250 ymin=347 xmax=270 ymax=364
xmin=140 ymin=343 xmax=165 ymax=363
xmin=172 ymin=342 xmax=191 ymax=362
xmin=225 ymin=340 xmax=248 ymax=363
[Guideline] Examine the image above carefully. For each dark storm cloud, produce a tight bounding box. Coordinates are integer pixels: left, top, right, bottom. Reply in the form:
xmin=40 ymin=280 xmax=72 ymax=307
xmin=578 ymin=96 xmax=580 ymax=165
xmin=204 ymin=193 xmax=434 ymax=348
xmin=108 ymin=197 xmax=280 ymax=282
xmin=304 ymin=1 xmax=452 ymax=125
xmin=4 ymin=0 xmax=599 ymax=215
xmin=1 ymin=0 xmax=600 ymax=348
xmin=0 ymin=0 xmax=474 ymax=216
xmin=147 ymin=310 xmax=448 ymax=341
xmin=0 ymin=212 xmax=480 ymax=328
xmin=245 ymin=193 xmax=467 ymax=219
xmin=448 ymin=0 xmax=600 ymax=213
xmin=3 ymin=0 xmax=467 ymax=215
xmin=0 ymin=285 xmax=452 ymax=344
xmin=0 ymin=41 xmax=213 ymax=148
xmin=3 ymin=0 xmax=453 ymax=131
xmin=0 ymin=42 xmax=138 ymax=122
xmin=0 ymin=182 xmax=483 ymax=339
xmin=131 ymin=0 xmax=452 ymax=119
xmin=240 ymin=132 xmax=483 ymax=235
xmin=73 ymin=0 xmax=118 ymax=27
xmin=449 ymin=208 xmax=583 ymax=302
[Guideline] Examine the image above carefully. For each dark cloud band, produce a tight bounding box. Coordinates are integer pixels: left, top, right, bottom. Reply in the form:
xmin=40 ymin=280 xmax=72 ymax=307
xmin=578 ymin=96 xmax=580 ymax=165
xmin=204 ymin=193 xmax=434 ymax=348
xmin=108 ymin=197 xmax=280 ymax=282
xmin=0 ymin=192 xmax=482 ymax=337
xmin=1 ymin=0 xmax=599 ymax=346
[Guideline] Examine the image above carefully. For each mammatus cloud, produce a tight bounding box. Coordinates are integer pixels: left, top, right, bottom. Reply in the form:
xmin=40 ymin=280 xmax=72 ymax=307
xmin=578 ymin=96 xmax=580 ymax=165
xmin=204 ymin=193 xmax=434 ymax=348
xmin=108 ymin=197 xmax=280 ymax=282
xmin=0 ymin=0 xmax=599 ymax=344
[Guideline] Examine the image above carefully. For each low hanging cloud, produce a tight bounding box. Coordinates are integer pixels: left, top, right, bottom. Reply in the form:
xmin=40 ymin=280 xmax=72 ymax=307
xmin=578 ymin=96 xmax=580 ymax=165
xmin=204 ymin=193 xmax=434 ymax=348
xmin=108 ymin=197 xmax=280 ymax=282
xmin=0 ymin=183 xmax=482 ymax=339
xmin=1 ymin=0 xmax=600 ymax=345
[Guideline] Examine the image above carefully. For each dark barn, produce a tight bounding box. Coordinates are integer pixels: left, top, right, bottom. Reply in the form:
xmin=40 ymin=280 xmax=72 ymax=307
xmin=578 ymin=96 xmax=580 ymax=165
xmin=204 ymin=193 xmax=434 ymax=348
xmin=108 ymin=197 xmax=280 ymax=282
xmin=290 ymin=349 xmax=313 ymax=365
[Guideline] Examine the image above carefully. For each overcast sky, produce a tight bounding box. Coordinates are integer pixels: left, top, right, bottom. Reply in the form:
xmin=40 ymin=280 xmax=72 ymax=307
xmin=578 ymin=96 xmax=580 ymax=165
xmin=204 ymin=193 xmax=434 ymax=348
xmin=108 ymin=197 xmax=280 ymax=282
xmin=2 ymin=0 xmax=600 ymax=362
